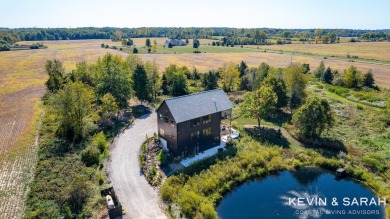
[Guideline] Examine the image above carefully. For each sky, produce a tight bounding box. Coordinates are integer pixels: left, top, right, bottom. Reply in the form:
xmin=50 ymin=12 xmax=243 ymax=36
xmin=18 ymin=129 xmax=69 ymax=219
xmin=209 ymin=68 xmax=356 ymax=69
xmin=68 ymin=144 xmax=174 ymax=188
xmin=1 ymin=0 xmax=389 ymax=29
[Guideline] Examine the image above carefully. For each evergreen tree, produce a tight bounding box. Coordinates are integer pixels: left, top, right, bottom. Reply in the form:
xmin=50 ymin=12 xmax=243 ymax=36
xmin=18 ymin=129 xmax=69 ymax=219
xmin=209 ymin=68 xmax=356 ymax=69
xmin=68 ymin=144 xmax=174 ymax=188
xmin=321 ymin=67 xmax=333 ymax=84
xmin=202 ymin=71 xmax=219 ymax=91
xmin=362 ymin=70 xmax=375 ymax=87
xmin=132 ymin=64 xmax=150 ymax=103
xmin=161 ymin=74 xmax=169 ymax=95
xmin=238 ymin=60 xmax=248 ymax=78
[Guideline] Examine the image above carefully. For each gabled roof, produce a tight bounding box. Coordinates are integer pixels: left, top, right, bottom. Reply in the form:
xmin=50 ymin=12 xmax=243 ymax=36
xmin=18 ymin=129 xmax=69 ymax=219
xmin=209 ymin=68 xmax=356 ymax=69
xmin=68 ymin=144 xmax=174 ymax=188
xmin=157 ymin=89 xmax=233 ymax=123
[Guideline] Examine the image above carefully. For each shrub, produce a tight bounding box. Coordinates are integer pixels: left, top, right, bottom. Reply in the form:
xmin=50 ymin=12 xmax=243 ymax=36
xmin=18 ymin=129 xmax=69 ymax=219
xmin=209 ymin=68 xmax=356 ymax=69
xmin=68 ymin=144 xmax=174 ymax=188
xmin=133 ymin=47 xmax=138 ymax=53
xmin=92 ymin=131 xmax=108 ymax=153
xmin=81 ymin=145 xmax=100 ymax=166
xmin=314 ymin=157 xmax=343 ymax=171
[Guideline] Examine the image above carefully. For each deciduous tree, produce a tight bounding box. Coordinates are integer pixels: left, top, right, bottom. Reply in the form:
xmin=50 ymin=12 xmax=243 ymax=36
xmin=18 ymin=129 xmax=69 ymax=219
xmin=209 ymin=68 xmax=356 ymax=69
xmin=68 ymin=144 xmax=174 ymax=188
xmin=241 ymin=85 xmax=278 ymax=128
xmin=292 ymin=96 xmax=334 ymax=139
xmin=45 ymin=59 xmax=65 ymax=92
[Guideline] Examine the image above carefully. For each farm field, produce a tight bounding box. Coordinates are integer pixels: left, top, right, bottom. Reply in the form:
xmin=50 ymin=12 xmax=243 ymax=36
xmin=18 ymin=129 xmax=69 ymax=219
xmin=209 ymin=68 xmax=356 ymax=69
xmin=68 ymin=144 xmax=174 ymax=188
xmin=0 ymin=39 xmax=390 ymax=218
xmin=139 ymin=52 xmax=390 ymax=87
xmin=254 ymin=42 xmax=390 ymax=62
xmin=0 ymin=39 xmax=124 ymax=219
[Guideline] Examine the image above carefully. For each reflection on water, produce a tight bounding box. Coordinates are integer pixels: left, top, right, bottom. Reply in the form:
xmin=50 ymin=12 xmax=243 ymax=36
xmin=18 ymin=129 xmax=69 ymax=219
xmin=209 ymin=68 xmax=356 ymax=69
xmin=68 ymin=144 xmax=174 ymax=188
xmin=216 ymin=167 xmax=385 ymax=219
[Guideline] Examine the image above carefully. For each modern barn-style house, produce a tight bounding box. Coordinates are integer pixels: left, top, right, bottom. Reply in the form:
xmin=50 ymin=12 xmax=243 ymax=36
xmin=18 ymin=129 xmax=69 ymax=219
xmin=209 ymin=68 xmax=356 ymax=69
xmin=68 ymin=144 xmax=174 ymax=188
xmin=156 ymin=89 xmax=233 ymax=158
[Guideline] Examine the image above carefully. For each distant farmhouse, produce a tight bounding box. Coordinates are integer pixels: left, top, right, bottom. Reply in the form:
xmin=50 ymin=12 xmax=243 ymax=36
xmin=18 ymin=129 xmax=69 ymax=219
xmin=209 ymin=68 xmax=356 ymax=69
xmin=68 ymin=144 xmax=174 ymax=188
xmin=156 ymin=89 xmax=233 ymax=158
xmin=165 ymin=39 xmax=186 ymax=47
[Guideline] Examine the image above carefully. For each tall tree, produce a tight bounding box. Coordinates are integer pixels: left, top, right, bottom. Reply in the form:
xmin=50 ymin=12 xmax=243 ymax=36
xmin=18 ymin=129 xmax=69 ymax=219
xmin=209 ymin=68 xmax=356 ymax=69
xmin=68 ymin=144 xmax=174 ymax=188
xmin=45 ymin=59 xmax=65 ymax=92
xmin=321 ymin=67 xmax=333 ymax=84
xmin=238 ymin=60 xmax=248 ymax=78
xmin=220 ymin=62 xmax=240 ymax=92
xmin=145 ymin=38 xmax=151 ymax=47
xmin=343 ymin=65 xmax=361 ymax=88
xmin=284 ymin=63 xmax=308 ymax=113
xmin=314 ymin=61 xmax=325 ymax=78
xmin=145 ymin=61 xmax=160 ymax=99
xmin=50 ymin=82 xmax=96 ymax=141
xmin=95 ymin=53 xmax=132 ymax=109
xmin=132 ymin=64 xmax=150 ymax=103
xmin=201 ymin=71 xmax=219 ymax=91
xmin=99 ymin=93 xmax=119 ymax=125
xmin=170 ymin=71 xmax=188 ymax=96
xmin=193 ymin=39 xmax=200 ymax=49
xmin=241 ymin=85 xmax=278 ymax=128
xmin=261 ymin=77 xmax=288 ymax=108
xmin=292 ymin=96 xmax=334 ymax=139
xmin=362 ymin=70 xmax=375 ymax=87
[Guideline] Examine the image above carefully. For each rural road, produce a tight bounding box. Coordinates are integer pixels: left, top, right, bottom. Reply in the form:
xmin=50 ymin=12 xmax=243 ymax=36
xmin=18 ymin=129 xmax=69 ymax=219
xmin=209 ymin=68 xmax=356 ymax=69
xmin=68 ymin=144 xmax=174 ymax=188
xmin=109 ymin=112 xmax=167 ymax=219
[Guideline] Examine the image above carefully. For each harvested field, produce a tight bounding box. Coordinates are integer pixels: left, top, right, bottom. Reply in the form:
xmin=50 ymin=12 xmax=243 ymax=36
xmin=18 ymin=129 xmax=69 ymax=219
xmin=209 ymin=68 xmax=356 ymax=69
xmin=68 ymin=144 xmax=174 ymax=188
xmin=255 ymin=42 xmax=390 ymax=62
xmin=0 ymin=39 xmax=124 ymax=219
xmin=139 ymin=52 xmax=390 ymax=87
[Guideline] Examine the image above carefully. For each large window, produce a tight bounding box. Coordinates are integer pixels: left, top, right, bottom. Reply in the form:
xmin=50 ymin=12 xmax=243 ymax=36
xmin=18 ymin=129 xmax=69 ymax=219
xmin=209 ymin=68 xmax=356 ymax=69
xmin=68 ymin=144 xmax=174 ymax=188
xmin=203 ymin=127 xmax=211 ymax=136
xmin=159 ymin=114 xmax=164 ymax=121
xmin=191 ymin=131 xmax=200 ymax=141
xmin=190 ymin=118 xmax=201 ymax=127
xmin=164 ymin=115 xmax=169 ymax=123
xmin=203 ymin=115 xmax=211 ymax=124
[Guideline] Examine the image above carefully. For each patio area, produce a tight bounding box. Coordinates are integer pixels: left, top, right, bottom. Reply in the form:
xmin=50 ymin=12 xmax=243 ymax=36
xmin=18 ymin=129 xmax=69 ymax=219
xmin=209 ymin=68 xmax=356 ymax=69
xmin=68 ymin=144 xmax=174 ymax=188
xmin=180 ymin=139 xmax=227 ymax=167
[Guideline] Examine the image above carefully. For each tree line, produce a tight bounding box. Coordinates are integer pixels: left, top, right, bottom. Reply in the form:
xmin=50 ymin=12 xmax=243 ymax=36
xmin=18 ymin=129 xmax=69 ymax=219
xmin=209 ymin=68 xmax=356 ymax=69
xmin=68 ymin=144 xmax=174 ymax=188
xmin=1 ymin=27 xmax=390 ymax=49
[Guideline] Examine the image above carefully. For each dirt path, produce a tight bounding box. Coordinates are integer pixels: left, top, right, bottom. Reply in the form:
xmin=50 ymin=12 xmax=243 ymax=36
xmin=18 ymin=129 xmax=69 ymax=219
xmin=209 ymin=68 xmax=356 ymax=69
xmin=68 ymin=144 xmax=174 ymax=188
xmin=109 ymin=112 xmax=167 ymax=219
xmin=244 ymin=124 xmax=302 ymax=148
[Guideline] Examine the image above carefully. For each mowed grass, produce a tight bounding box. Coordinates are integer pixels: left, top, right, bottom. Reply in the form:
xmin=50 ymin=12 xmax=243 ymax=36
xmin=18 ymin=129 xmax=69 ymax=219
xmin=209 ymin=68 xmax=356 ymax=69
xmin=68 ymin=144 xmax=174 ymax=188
xmin=254 ymin=42 xmax=390 ymax=62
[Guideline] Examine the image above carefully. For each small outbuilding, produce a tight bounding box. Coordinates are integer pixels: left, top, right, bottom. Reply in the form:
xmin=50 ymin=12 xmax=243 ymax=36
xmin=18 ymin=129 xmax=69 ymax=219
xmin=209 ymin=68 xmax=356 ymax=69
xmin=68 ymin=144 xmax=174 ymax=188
xmin=156 ymin=89 xmax=233 ymax=158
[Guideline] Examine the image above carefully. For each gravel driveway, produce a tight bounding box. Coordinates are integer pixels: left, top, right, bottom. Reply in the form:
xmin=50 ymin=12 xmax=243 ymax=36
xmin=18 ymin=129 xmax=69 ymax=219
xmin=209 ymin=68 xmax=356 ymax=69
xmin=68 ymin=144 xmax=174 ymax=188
xmin=109 ymin=112 xmax=167 ymax=219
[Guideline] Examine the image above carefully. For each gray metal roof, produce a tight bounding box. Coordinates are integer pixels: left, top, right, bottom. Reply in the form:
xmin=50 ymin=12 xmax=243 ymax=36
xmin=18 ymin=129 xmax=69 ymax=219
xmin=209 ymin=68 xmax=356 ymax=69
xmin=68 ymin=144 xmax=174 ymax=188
xmin=158 ymin=89 xmax=233 ymax=123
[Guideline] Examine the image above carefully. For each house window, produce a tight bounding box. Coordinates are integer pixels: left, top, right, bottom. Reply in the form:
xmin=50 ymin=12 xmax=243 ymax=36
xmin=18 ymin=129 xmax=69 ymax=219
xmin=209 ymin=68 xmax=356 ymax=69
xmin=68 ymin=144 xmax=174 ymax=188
xmin=203 ymin=127 xmax=211 ymax=136
xmin=164 ymin=115 xmax=169 ymax=123
xmin=170 ymin=119 xmax=175 ymax=127
xmin=191 ymin=131 xmax=200 ymax=141
xmin=160 ymin=128 xmax=165 ymax=137
xmin=159 ymin=114 xmax=164 ymax=121
xmin=203 ymin=115 xmax=211 ymax=124
xmin=190 ymin=118 xmax=201 ymax=127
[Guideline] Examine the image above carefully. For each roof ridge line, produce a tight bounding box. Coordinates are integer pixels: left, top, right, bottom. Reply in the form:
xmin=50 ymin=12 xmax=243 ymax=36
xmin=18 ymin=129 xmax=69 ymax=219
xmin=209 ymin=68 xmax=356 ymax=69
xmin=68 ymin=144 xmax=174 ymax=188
xmin=165 ymin=88 xmax=223 ymax=101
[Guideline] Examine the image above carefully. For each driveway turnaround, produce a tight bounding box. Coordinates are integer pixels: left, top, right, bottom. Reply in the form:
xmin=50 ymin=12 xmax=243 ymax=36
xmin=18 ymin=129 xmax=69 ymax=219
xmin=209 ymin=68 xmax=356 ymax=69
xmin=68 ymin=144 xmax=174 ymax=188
xmin=109 ymin=112 xmax=167 ymax=219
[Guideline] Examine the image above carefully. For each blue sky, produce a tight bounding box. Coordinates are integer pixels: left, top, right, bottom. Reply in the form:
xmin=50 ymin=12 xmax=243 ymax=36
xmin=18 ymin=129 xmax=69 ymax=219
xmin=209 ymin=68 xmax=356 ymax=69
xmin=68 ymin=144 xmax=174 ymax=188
xmin=1 ymin=0 xmax=389 ymax=29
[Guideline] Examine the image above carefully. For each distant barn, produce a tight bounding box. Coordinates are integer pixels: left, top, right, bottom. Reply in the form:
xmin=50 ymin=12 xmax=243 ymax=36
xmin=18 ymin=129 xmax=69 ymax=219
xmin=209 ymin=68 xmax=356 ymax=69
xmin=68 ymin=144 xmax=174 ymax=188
xmin=165 ymin=39 xmax=186 ymax=47
xmin=156 ymin=89 xmax=233 ymax=158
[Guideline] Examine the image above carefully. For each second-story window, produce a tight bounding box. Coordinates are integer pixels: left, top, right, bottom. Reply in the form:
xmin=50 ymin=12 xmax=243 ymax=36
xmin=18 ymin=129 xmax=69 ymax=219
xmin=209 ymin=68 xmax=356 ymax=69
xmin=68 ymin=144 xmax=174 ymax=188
xmin=190 ymin=118 xmax=201 ymax=127
xmin=203 ymin=115 xmax=211 ymax=124
xmin=170 ymin=119 xmax=175 ymax=127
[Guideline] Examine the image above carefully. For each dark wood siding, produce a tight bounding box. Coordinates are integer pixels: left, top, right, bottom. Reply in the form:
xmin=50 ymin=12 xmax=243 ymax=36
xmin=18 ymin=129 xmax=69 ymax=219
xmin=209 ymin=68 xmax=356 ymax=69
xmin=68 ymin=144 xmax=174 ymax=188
xmin=156 ymin=102 xmax=177 ymax=152
xmin=176 ymin=112 xmax=221 ymax=157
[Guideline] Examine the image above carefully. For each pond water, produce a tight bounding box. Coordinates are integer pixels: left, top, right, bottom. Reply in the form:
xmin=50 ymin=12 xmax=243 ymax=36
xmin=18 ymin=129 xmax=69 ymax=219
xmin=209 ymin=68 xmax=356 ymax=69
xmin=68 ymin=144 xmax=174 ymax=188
xmin=216 ymin=167 xmax=386 ymax=219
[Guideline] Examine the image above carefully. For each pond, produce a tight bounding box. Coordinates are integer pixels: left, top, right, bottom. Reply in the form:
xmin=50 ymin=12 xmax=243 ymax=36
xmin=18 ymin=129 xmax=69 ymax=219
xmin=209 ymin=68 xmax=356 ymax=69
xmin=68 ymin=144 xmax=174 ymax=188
xmin=216 ymin=167 xmax=386 ymax=219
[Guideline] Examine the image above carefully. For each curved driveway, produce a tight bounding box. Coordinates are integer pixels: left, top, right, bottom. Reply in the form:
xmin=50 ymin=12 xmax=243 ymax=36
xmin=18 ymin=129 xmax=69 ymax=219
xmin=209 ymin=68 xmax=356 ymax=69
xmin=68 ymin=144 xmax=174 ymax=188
xmin=109 ymin=112 xmax=167 ymax=219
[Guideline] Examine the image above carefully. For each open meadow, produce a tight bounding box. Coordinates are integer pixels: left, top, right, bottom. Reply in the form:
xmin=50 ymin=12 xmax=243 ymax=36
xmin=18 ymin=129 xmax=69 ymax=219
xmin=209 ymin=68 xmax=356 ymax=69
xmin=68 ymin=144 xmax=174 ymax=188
xmin=0 ymin=39 xmax=390 ymax=218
